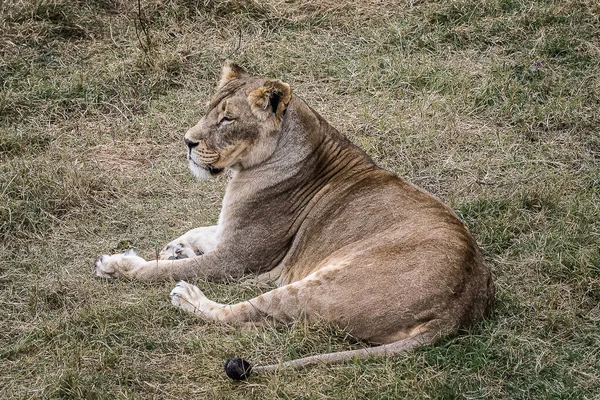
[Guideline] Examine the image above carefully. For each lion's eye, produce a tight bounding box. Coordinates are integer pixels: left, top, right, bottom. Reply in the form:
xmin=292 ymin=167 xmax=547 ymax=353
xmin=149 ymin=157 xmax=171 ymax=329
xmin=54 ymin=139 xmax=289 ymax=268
xmin=219 ymin=116 xmax=235 ymax=126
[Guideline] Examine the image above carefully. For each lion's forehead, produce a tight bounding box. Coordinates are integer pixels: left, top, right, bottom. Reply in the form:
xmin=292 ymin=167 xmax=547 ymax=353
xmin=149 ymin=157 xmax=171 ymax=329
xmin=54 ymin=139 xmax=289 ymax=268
xmin=208 ymin=85 xmax=243 ymax=110
xmin=207 ymin=78 xmax=267 ymax=111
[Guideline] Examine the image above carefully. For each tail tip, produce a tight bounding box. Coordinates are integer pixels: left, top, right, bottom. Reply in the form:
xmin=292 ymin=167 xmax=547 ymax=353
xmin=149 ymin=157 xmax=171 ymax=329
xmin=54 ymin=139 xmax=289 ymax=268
xmin=224 ymin=357 xmax=253 ymax=380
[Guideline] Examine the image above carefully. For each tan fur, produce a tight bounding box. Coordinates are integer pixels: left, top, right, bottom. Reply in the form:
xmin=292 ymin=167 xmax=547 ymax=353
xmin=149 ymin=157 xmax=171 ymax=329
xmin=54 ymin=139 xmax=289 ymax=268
xmin=248 ymin=80 xmax=292 ymax=122
xmin=95 ymin=62 xmax=494 ymax=369
xmin=217 ymin=60 xmax=247 ymax=89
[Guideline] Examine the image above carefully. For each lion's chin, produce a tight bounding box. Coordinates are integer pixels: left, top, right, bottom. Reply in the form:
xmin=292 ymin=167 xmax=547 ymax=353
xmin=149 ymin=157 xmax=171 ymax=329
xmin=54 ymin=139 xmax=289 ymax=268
xmin=188 ymin=160 xmax=224 ymax=180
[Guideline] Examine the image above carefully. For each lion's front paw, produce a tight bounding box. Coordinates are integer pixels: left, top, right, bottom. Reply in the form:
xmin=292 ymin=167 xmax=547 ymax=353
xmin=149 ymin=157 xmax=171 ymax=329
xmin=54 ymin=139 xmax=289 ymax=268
xmin=93 ymin=250 xmax=147 ymax=279
xmin=159 ymin=241 xmax=202 ymax=260
xmin=170 ymin=281 xmax=209 ymax=314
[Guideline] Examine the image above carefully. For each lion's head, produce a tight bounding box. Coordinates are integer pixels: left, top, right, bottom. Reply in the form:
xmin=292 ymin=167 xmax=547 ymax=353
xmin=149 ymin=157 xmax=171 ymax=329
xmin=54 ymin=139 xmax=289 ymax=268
xmin=184 ymin=62 xmax=292 ymax=179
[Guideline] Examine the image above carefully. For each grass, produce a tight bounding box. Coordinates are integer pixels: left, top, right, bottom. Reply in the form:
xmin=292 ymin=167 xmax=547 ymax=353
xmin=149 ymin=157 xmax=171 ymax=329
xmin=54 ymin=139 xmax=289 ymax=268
xmin=1 ymin=0 xmax=599 ymax=398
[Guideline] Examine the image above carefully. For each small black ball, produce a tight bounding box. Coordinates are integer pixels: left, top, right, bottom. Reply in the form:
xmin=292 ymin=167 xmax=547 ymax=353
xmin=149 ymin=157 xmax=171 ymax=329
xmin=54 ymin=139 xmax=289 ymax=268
xmin=224 ymin=357 xmax=253 ymax=381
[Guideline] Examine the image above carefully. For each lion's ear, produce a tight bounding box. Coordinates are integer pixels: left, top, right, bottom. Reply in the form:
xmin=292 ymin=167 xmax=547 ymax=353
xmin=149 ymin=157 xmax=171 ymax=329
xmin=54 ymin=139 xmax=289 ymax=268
xmin=218 ymin=60 xmax=247 ymax=88
xmin=248 ymin=79 xmax=292 ymax=121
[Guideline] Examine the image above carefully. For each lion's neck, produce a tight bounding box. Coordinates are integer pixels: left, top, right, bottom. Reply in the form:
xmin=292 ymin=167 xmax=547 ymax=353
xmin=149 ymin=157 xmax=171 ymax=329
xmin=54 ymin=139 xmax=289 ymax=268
xmin=217 ymin=97 xmax=380 ymax=273
xmin=278 ymin=96 xmax=377 ymax=182
xmin=232 ymin=97 xmax=377 ymax=189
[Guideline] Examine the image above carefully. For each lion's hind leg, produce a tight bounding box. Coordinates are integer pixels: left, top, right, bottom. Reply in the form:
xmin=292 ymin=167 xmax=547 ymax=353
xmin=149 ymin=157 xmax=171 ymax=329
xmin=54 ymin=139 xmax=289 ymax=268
xmin=169 ymin=274 xmax=322 ymax=326
xmin=170 ymin=261 xmax=383 ymax=327
xmin=169 ymin=275 xmax=447 ymax=374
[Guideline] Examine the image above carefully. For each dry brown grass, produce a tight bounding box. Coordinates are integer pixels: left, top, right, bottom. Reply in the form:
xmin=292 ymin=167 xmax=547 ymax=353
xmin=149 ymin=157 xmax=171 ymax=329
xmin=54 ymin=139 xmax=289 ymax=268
xmin=1 ymin=0 xmax=599 ymax=398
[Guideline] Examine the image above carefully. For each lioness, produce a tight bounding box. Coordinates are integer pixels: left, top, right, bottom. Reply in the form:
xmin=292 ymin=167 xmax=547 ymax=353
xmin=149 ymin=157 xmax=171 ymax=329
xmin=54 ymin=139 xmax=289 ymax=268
xmin=95 ymin=62 xmax=494 ymax=376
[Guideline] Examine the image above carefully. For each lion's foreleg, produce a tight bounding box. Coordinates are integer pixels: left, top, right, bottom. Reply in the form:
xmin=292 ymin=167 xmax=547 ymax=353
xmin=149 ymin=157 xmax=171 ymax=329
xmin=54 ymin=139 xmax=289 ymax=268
xmin=159 ymin=225 xmax=219 ymax=260
xmin=94 ymin=250 xmax=244 ymax=282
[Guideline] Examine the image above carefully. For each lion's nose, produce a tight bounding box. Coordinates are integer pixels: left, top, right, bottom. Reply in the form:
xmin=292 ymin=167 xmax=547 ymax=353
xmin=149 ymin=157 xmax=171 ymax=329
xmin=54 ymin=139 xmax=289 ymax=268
xmin=184 ymin=138 xmax=199 ymax=150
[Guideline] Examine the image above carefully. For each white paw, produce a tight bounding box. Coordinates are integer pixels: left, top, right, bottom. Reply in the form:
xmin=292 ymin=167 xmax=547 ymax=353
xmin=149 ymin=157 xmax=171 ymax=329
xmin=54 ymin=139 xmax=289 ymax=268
xmin=170 ymin=280 xmax=208 ymax=314
xmin=93 ymin=250 xmax=146 ymax=279
xmin=159 ymin=226 xmax=219 ymax=260
xmin=159 ymin=241 xmax=201 ymax=260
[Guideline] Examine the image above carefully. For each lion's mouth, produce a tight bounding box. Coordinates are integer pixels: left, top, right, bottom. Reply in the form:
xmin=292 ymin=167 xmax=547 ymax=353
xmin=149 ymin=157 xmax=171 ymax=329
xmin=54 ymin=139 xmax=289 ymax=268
xmin=206 ymin=164 xmax=224 ymax=175
xmin=189 ymin=156 xmax=224 ymax=176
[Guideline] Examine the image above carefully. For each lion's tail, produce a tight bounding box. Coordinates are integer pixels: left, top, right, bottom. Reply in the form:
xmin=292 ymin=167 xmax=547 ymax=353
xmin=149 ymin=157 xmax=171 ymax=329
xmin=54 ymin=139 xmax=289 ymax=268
xmin=224 ymin=330 xmax=438 ymax=380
